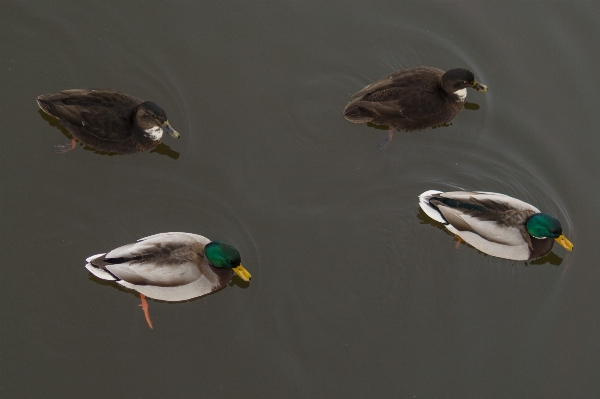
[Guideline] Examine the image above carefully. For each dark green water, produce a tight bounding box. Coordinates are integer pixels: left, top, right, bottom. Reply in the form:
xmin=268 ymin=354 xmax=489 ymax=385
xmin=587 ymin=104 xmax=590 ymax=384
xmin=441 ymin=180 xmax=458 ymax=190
xmin=1 ymin=2 xmax=599 ymax=398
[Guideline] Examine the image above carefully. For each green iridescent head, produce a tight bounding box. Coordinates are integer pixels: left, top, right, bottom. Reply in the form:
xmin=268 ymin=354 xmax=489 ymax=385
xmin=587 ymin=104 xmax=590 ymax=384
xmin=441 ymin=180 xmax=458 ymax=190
xmin=526 ymin=213 xmax=562 ymax=238
xmin=205 ymin=240 xmax=251 ymax=281
xmin=526 ymin=213 xmax=573 ymax=251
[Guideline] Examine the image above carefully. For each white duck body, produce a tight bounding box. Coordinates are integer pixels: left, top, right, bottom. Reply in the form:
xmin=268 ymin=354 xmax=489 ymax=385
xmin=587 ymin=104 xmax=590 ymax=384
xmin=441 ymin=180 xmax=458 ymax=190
xmin=85 ymin=232 xmax=235 ymax=301
xmin=419 ymin=190 xmax=555 ymax=261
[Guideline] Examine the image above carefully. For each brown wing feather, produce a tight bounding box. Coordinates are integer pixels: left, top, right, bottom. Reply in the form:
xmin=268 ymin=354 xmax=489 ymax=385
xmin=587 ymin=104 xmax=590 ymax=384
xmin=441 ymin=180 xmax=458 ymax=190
xmin=46 ymin=89 xmax=143 ymax=117
xmin=53 ymin=105 xmax=133 ymax=142
xmin=352 ymin=67 xmax=444 ymax=98
xmin=37 ymin=89 xmax=150 ymax=152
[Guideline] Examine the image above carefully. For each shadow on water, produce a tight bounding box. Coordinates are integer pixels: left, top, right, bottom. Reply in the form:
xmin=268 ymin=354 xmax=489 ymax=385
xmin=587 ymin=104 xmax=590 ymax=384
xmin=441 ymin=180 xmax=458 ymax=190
xmin=87 ymin=275 xmax=244 ymax=330
xmin=38 ymin=109 xmax=69 ymax=133
xmin=464 ymin=101 xmax=480 ymax=111
xmin=359 ymin=99 xmax=481 ymax=151
xmin=366 ymin=121 xmax=455 ymax=132
xmin=430 ymin=122 xmax=452 ymax=129
xmin=529 ymin=252 xmax=563 ymax=266
xmin=37 ymin=109 xmax=180 ymax=159
xmin=229 ymin=275 xmax=251 ymax=289
xmin=149 ymin=143 xmax=180 ymax=160
xmin=416 ymin=209 xmax=564 ymax=266
xmin=416 ymin=208 xmax=446 ymax=231
xmin=87 ymin=270 xmax=250 ymax=305
xmin=366 ymin=122 xmax=392 ymax=131
xmin=88 ymin=274 xmax=136 ymax=296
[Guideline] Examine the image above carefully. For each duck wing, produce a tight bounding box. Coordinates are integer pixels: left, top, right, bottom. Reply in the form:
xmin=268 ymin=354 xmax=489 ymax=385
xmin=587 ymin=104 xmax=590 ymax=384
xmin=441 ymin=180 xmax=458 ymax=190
xmin=45 ymin=89 xmax=143 ymax=118
xmin=437 ymin=191 xmax=540 ymax=213
xmin=38 ymin=89 xmax=143 ymax=142
xmin=430 ymin=192 xmax=540 ymax=260
xmin=351 ymin=67 xmax=443 ymax=98
xmin=353 ymin=88 xmax=445 ymax=124
xmin=97 ymin=233 xmax=210 ymax=286
xmin=352 ymin=67 xmax=448 ymax=125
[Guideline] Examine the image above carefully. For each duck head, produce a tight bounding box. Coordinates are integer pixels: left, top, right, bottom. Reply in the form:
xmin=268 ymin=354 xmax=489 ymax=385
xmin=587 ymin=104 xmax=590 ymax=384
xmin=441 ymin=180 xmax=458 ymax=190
xmin=526 ymin=213 xmax=573 ymax=251
xmin=441 ymin=68 xmax=488 ymax=93
xmin=135 ymin=101 xmax=180 ymax=140
xmin=205 ymin=240 xmax=251 ymax=281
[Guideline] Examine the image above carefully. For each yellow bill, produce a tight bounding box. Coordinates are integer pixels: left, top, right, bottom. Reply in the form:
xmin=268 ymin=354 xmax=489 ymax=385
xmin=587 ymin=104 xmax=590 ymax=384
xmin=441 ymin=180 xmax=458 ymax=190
xmin=233 ymin=264 xmax=251 ymax=281
xmin=555 ymin=234 xmax=573 ymax=251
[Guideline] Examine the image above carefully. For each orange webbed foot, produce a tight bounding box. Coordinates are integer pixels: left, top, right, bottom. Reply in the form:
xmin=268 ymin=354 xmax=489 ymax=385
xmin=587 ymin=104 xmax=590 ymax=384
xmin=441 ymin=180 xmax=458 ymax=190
xmin=139 ymin=294 xmax=153 ymax=329
xmin=55 ymin=138 xmax=78 ymax=153
xmin=377 ymin=128 xmax=394 ymax=154
xmin=454 ymin=235 xmax=463 ymax=249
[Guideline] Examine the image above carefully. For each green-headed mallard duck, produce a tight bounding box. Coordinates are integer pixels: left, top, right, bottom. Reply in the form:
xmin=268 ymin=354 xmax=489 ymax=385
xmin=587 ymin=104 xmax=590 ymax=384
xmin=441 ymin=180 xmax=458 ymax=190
xmin=85 ymin=232 xmax=250 ymax=328
xmin=419 ymin=190 xmax=573 ymax=261
xmin=37 ymin=89 xmax=180 ymax=154
xmin=343 ymin=67 xmax=487 ymax=152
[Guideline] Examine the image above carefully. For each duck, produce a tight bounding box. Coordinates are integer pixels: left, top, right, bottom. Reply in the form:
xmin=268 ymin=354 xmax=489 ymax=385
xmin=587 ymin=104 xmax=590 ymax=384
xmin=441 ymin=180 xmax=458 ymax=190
xmin=36 ymin=89 xmax=180 ymax=154
xmin=418 ymin=190 xmax=573 ymax=261
xmin=343 ymin=67 xmax=487 ymax=152
xmin=85 ymin=232 xmax=251 ymax=328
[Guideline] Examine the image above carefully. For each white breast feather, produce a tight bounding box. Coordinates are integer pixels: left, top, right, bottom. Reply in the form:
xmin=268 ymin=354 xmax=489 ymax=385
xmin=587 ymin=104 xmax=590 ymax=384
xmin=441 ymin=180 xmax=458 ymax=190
xmin=144 ymin=126 xmax=163 ymax=140
xmin=454 ymin=88 xmax=467 ymax=101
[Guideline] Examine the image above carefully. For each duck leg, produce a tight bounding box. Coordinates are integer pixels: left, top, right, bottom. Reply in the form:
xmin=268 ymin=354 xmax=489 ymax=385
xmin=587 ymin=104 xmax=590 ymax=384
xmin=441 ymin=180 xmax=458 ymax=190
xmin=454 ymin=234 xmax=463 ymax=249
xmin=377 ymin=128 xmax=394 ymax=154
xmin=55 ymin=138 xmax=78 ymax=153
xmin=139 ymin=294 xmax=153 ymax=329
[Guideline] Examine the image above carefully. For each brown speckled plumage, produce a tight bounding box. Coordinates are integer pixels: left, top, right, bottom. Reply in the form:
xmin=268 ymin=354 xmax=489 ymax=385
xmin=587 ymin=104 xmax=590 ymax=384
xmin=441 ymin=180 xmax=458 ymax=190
xmin=37 ymin=89 xmax=177 ymax=154
xmin=344 ymin=67 xmax=485 ymax=131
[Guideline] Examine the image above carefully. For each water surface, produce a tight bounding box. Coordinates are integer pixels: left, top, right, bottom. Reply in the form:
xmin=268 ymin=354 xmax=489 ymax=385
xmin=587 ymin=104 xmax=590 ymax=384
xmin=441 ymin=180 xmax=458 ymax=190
xmin=2 ymin=2 xmax=599 ymax=398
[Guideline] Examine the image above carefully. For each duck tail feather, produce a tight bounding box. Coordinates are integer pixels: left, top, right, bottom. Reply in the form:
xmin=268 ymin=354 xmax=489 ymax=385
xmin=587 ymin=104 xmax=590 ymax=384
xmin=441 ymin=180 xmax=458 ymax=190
xmin=85 ymin=253 xmax=106 ymax=263
xmin=343 ymin=99 xmax=374 ymax=123
xmin=419 ymin=190 xmax=447 ymax=224
xmin=36 ymin=95 xmax=59 ymax=117
xmin=85 ymin=262 xmax=118 ymax=281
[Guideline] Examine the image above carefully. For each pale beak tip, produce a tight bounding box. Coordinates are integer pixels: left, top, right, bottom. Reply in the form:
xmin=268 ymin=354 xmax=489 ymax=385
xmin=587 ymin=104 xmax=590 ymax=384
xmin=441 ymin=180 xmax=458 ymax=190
xmin=556 ymin=235 xmax=573 ymax=251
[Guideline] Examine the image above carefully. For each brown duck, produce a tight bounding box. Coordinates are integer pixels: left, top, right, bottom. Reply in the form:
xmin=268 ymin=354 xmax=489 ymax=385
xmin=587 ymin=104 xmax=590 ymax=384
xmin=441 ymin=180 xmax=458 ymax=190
xmin=37 ymin=89 xmax=180 ymax=154
xmin=343 ymin=67 xmax=487 ymax=152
